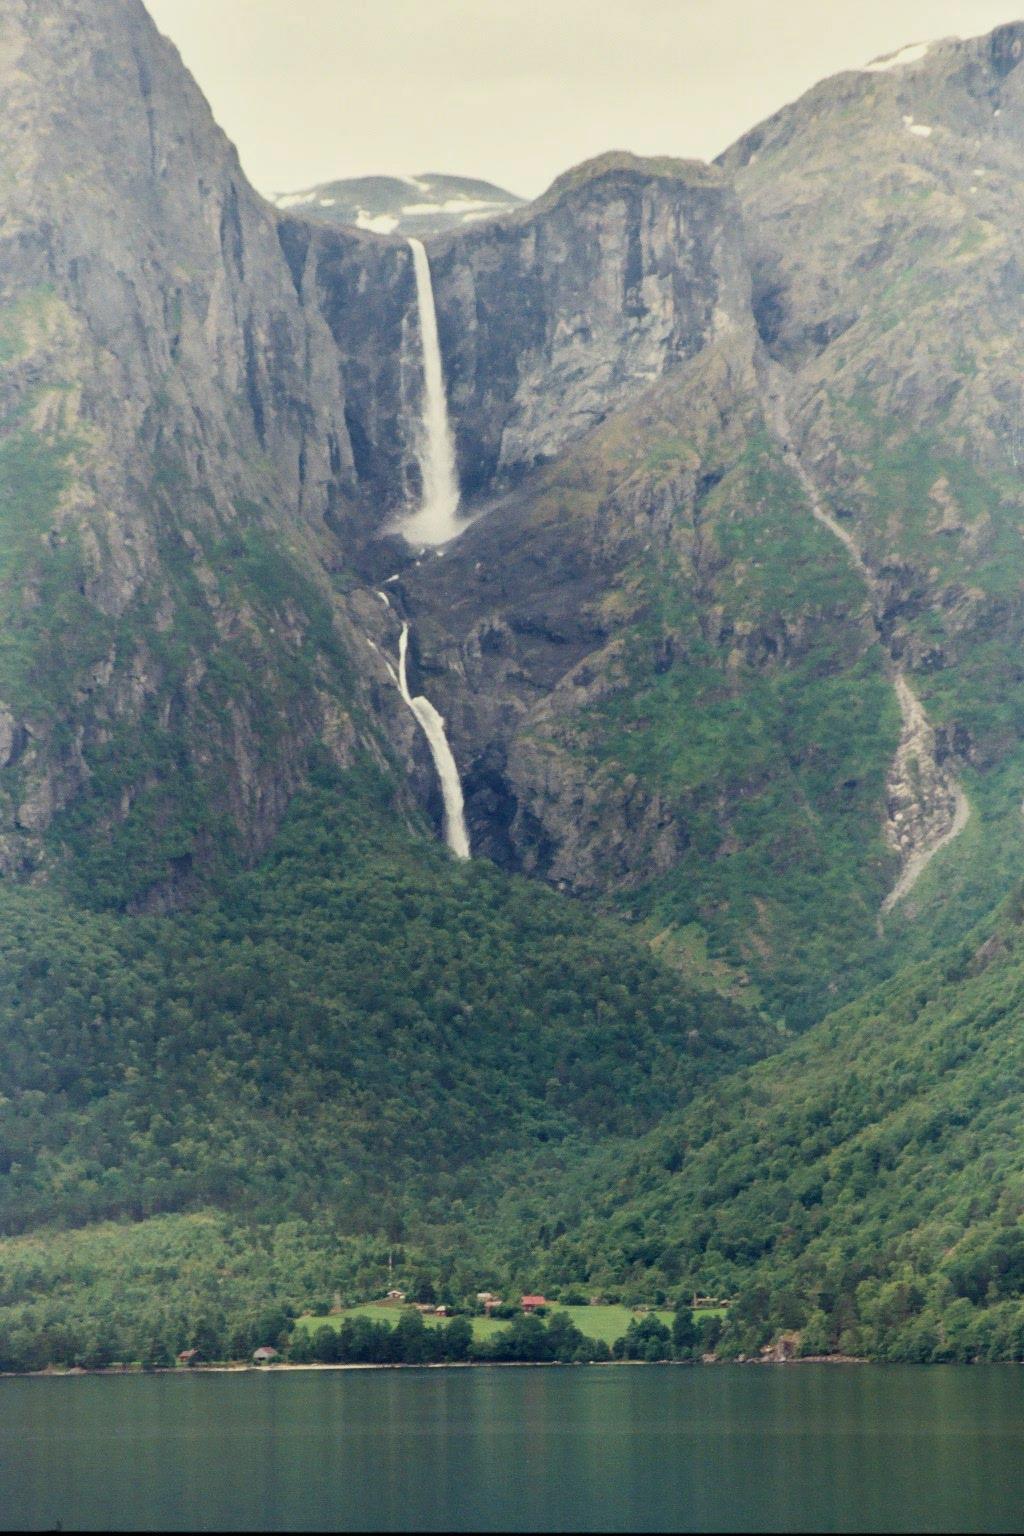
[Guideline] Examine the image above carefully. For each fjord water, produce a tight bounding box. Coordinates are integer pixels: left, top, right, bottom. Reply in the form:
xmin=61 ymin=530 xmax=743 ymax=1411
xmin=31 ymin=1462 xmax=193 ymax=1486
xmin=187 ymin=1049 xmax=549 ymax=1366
xmin=4 ymin=1367 xmax=1024 ymax=1533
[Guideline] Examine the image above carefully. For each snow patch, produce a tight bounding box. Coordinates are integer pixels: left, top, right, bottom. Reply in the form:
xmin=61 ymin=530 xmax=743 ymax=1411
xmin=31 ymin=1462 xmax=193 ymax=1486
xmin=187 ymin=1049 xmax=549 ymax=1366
xmin=907 ymin=122 xmax=933 ymax=138
xmin=402 ymin=198 xmax=505 ymax=216
xmin=355 ymin=211 xmax=400 ymax=234
xmin=274 ymin=191 xmax=316 ymax=209
xmin=863 ymin=40 xmax=933 ymax=72
xmin=318 ymin=197 xmax=337 ymax=207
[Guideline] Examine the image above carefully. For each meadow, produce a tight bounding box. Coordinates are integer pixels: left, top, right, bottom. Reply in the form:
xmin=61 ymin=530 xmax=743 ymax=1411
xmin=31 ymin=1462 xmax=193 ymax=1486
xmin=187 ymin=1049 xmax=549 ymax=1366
xmin=293 ymin=1303 xmax=725 ymax=1346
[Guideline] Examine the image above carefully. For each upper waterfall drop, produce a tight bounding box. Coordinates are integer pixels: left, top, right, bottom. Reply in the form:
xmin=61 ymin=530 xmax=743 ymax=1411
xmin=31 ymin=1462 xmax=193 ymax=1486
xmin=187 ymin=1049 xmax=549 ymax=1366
xmin=399 ymin=238 xmax=463 ymax=547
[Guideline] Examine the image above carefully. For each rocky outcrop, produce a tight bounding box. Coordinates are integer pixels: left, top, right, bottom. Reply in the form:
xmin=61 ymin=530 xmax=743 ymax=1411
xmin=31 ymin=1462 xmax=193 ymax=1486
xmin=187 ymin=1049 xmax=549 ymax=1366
xmin=760 ymin=360 xmax=969 ymax=909
xmin=0 ymin=0 xmax=413 ymax=896
xmin=429 ymin=153 xmax=750 ymax=498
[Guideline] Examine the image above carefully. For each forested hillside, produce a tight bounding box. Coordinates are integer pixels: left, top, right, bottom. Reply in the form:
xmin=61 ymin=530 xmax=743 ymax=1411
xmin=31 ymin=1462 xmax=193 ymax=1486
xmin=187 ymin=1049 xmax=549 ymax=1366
xmin=0 ymin=754 xmax=770 ymax=1365
xmin=7 ymin=2 xmax=1024 ymax=1375
xmin=502 ymin=888 xmax=1024 ymax=1362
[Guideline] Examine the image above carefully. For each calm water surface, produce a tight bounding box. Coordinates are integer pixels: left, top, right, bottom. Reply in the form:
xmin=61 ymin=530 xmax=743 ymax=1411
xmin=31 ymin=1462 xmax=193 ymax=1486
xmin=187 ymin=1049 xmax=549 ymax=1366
xmin=3 ymin=1364 xmax=1024 ymax=1532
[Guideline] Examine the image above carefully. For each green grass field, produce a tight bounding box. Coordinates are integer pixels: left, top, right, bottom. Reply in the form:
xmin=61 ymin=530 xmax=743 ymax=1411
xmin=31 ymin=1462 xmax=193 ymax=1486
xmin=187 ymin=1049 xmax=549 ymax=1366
xmin=294 ymin=1303 xmax=724 ymax=1345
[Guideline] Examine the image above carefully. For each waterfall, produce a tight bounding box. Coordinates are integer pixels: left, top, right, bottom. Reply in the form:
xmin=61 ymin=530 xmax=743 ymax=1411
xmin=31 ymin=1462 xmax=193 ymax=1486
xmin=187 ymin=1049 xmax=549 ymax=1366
xmin=396 ymin=621 xmax=470 ymax=859
xmin=399 ymin=238 xmax=462 ymax=547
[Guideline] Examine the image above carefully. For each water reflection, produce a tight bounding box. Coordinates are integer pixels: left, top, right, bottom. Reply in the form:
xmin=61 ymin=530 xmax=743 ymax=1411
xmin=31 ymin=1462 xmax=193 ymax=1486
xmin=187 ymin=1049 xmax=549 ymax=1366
xmin=3 ymin=1365 xmax=1024 ymax=1532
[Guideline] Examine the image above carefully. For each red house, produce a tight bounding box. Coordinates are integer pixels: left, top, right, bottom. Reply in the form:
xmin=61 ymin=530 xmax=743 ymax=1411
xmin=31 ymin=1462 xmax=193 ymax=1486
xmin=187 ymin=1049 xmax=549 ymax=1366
xmin=521 ymin=1294 xmax=547 ymax=1313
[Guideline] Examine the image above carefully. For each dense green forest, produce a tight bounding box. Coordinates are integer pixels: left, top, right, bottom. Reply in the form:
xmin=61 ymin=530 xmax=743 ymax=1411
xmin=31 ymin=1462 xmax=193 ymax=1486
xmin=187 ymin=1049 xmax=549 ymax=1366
xmin=8 ymin=747 xmax=1024 ymax=1367
xmin=0 ymin=753 xmax=771 ymax=1368
xmin=493 ymin=887 xmax=1024 ymax=1362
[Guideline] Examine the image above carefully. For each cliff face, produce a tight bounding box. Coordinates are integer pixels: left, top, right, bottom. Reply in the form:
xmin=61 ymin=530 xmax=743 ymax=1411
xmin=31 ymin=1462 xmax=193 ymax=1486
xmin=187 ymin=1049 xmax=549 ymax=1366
xmin=0 ymin=4 xmax=754 ymax=904
xmin=294 ymin=153 xmax=753 ymax=524
xmin=429 ymin=154 xmax=750 ymax=498
xmin=10 ymin=0 xmax=1024 ymax=1021
xmin=714 ymin=23 xmax=1024 ymax=942
xmin=0 ymin=0 xmax=403 ymax=901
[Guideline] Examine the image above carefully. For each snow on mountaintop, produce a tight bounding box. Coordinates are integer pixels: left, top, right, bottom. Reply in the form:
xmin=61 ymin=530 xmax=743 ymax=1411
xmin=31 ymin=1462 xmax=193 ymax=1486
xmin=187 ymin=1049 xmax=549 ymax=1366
xmin=862 ymin=40 xmax=936 ymax=72
xmin=271 ymin=173 xmax=523 ymax=236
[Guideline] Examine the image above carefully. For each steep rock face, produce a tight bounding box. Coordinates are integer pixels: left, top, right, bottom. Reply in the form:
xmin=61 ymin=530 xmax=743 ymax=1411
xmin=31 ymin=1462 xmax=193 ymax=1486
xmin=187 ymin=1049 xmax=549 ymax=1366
xmin=300 ymin=154 xmax=754 ymax=524
xmin=428 ymin=153 xmax=749 ymax=498
xmin=716 ymin=20 xmax=1024 ymax=939
xmin=278 ymin=215 xmax=413 ymax=524
xmin=0 ymin=0 xmax=415 ymax=901
xmin=399 ymin=318 xmax=899 ymax=1024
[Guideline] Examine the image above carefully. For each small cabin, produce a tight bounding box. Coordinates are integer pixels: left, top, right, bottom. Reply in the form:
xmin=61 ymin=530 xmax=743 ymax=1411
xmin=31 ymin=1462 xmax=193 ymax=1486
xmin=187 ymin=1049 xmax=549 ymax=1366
xmin=386 ymin=1289 xmax=406 ymax=1302
xmin=252 ymin=1346 xmax=279 ymax=1365
xmin=177 ymin=1348 xmax=201 ymax=1367
xmin=521 ymin=1294 xmax=547 ymax=1313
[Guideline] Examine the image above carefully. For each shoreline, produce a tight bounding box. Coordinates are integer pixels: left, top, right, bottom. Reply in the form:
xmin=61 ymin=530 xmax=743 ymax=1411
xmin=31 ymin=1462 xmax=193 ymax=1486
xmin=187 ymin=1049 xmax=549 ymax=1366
xmin=4 ymin=1355 xmax=871 ymax=1379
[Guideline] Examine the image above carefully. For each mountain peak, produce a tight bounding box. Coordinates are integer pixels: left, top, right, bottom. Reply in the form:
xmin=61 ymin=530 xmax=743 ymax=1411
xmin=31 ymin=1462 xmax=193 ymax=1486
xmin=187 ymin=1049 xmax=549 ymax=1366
xmin=271 ymin=172 xmax=523 ymax=236
xmin=535 ymin=151 xmax=723 ymax=212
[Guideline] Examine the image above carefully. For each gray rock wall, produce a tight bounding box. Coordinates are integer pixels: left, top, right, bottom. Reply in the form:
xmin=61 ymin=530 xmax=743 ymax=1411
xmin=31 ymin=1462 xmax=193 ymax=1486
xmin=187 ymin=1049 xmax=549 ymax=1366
xmin=428 ymin=154 xmax=750 ymax=497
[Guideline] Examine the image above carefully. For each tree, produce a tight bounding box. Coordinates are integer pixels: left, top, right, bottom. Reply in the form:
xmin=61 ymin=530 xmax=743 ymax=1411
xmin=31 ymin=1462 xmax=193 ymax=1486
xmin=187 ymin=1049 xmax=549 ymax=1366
xmin=312 ymin=1325 xmax=341 ymax=1363
xmin=692 ymin=1313 xmax=719 ymax=1355
xmin=439 ymin=1316 xmax=473 ymax=1362
xmin=141 ymin=1336 xmax=172 ymax=1370
xmin=546 ymin=1311 xmax=587 ymax=1363
xmin=393 ymin=1309 xmax=434 ymax=1364
xmin=614 ymin=1316 xmax=672 ymax=1362
xmin=671 ymin=1305 xmax=698 ymax=1359
xmin=488 ymin=1314 xmax=552 ymax=1362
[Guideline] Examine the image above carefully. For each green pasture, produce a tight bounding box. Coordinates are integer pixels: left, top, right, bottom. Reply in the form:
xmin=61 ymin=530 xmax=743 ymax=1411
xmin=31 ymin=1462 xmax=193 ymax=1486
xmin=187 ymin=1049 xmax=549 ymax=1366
xmin=294 ymin=1303 xmax=724 ymax=1345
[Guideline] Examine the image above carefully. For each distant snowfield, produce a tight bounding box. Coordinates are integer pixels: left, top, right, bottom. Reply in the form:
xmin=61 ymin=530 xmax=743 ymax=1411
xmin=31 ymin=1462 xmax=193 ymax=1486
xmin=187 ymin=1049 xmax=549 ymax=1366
xmin=902 ymin=114 xmax=934 ymax=137
xmin=356 ymin=211 xmax=400 ymax=234
xmin=401 ymin=198 xmax=505 ymax=216
xmin=863 ymin=40 xmax=935 ymax=72
xmin=271 ymin=173 xmax=523 ymax=236
xmin=274 ymin=191 xmax=316 ymax=209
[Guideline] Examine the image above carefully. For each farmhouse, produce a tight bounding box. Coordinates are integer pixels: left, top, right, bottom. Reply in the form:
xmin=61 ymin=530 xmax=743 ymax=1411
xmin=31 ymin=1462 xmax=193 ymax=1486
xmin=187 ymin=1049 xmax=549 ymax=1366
xmin=521 ymin=1294 xmax=547 ymax=1313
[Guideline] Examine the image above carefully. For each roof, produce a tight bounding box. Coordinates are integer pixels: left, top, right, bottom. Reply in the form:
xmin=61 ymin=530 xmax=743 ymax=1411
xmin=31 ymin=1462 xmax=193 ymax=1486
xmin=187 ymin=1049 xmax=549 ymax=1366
xmin=521 ymin=1295 xmax=547 ymax=1306
xmin=253 ymin=1346 xmax=279 ymax=1359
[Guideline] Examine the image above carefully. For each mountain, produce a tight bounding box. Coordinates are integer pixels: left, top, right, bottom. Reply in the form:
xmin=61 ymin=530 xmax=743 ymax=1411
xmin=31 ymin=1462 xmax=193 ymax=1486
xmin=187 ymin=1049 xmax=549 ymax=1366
xmin=398 ymin=23 xmax=1024 ymax=1022
xmin=6 ymin=0 xmax=1024 ymax=1367
xmin=272 ymin=173 xmax=523 ymax=236
xmin=502 ymin=884 xmax=1024 ymax=1363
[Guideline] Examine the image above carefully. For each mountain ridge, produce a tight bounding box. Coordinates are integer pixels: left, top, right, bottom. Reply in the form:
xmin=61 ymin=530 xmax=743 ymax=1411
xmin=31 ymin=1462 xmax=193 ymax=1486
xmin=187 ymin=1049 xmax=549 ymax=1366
xmin=5 ymin=0 xmax=1024 ymax=1368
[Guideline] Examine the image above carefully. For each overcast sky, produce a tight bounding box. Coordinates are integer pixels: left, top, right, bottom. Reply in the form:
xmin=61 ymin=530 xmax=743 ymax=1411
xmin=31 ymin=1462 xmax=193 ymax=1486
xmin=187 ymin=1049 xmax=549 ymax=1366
xmin=146 ymin=1 xmax=1024 ymax=198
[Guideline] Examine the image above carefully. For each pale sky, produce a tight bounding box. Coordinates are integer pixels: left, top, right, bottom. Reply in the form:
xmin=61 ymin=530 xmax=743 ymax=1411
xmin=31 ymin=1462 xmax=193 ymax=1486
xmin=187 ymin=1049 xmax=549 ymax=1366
xmin=145 ymin=1 xmax=1024 ymax=199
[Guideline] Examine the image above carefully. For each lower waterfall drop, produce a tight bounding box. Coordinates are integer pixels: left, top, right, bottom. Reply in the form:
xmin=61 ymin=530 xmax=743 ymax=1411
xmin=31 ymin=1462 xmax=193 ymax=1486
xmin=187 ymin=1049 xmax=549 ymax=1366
xmin=396 ymin=622 xmax=470 ymax=859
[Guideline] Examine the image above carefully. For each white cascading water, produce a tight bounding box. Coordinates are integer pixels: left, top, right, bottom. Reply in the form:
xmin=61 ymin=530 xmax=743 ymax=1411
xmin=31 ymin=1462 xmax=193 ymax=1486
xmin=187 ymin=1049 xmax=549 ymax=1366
xmin=399 ymin=238 xmax=462 ymax=547
xmin=396 ymin=622 xmax=470 ymax=858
